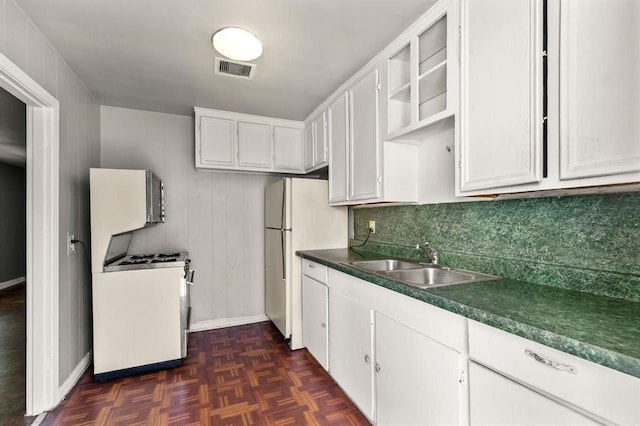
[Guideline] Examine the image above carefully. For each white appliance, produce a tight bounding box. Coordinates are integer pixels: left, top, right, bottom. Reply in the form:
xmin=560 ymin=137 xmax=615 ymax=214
xmin=265 ymin=178 xmax=347 ymax=350
xmin=90 ymin=168 xmax=193 ymax=381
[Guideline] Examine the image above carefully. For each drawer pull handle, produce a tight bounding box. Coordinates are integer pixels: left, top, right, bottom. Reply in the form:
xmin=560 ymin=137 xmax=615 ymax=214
xmin=525 ymin=349 xmax=577 ymax=374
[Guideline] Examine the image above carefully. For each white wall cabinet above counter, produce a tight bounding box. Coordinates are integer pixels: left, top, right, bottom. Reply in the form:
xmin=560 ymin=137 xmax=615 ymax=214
xmin=195 ymin=107 xmax=305 ymax=174
xmin=457 ymin=0 xmax=640 ymax=197
xmin=383 ymin=0 xmax=459 ymax=141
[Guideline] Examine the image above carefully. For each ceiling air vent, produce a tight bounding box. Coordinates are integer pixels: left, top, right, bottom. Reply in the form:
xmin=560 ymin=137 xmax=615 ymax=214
xmin=214 ymin=57 xmax=256 ymax=80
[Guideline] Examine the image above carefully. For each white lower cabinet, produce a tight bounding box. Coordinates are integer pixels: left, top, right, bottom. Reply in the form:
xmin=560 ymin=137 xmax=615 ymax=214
xmin=469 ymin=362 xmax=598 ymax=426
xmin=375 ymin=312 xmax=461 ymax=426
xmin=301 ymin=274 xmax=329 ymax=370
xmin=327 ymin=269 xmax=467 ymax=425
xmin=468 ymin=320 xmax=640 ymax=425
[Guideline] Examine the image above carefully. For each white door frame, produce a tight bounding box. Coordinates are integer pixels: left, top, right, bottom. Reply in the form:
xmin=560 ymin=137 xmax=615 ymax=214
xmin=0 ymin=53 xmax=59 ymax=415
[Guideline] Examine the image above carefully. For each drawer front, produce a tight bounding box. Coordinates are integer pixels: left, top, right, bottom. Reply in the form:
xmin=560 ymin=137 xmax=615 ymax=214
xmin=302 ymin=260 xmax=328 ymax=284
xmin=469 ymin=320 xmax=640 ymax=425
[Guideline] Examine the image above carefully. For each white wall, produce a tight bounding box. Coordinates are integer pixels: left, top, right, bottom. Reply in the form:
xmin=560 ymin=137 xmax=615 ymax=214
xmin=100 ymin=106 xmax=277 ymax=326
xmin=0 ymin=0 xmax=101 ymax=386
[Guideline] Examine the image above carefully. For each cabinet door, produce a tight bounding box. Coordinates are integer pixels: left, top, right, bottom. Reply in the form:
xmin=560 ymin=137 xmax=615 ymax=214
xmin=469 ymin=362 xmax=598 ymax=425
xmin=559 ymin=0 xmax=640 ymax=180
xmin=199 ymin=116 xmax=236 ymax=167
xmin=328 ymin=92 xmax=349 ymax=204
xmin=313 ymin=112 xmax=328 ymax=166
xmin=304 ymin=123 xmax=314 ymax=170
xmin=329 ymin=290 xmax=373 ymax=421
xmin=349 ymin=68 xmax=381 ymax=201
xmin=238 ymin=121 xmax=271 ymax=169
xmin=302 ymin=276 xmax=328 ymax=370
xmin=459 ymin=0 xmax=544 ymax=192
xmin=375 ymin=312 xmax=461 ymax=426
xmin=273 ymin=126 xmax=303 ymax=172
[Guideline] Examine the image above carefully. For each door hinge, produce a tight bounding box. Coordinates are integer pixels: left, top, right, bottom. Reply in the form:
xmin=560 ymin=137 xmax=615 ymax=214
xmin=459 ymin=370 xmax=466 ymax=385
xmin=458 ymin=160 xmax=462 ymax=169
xmin=377 ymin=83 xmax=382 ymax=92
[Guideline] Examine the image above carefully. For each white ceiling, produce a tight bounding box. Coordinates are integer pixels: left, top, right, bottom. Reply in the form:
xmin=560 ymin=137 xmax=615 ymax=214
xmin=16 ymin=0 xmax=437 ymax=120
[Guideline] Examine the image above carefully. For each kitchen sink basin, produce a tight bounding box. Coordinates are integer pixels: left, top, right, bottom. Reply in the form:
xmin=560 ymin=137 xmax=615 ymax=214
xmin=342 ymin=258 xmax=498 ymax=289
xmin=342 ymin=259 xmax=424 ymax=272
xmin=381 ymin=266 xmax=497 ymax=289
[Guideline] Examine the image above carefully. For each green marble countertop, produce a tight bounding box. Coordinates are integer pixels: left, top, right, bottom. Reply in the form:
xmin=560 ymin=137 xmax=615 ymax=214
xmin=297 ymin=248 xmax=640 ymax=379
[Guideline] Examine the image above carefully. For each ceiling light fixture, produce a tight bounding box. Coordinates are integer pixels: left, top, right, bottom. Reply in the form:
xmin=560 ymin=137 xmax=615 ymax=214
xmin=212 ymin=27 xmax=263 ymax=62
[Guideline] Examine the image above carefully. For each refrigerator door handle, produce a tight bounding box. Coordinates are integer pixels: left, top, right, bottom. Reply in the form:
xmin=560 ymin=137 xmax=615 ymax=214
xmin=280 ymin=179 xmax=286 ymax=230
xmin=281 ymin=229 xmax=286 ymax=280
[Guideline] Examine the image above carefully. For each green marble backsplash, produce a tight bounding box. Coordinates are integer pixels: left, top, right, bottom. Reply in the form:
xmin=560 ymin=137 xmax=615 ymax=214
xmin=352 ymin=193 xmax=640 ymax=301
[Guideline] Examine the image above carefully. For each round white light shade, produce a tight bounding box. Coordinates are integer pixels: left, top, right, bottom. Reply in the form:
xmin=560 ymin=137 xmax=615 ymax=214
xmin=212 ymin=27 xmax=263 ymax=61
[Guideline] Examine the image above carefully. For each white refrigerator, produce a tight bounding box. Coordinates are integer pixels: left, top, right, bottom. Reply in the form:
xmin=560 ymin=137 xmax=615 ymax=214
xmin=265 ymin=178 xmax=347 ymax=350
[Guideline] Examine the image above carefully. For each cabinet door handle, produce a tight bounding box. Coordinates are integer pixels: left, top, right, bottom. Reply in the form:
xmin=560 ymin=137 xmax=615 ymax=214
xmin=375 ymin=363 xmax=381 ymax=373
xmin=308 ymin=263 xmax=314 ymax=268
xmin=525 ymin=349 xmax=577 ymax=374
xmin=321 ymin=322 xmax=326 ymax=328
xmin=364 ymin=354 xmax=370 ymax=364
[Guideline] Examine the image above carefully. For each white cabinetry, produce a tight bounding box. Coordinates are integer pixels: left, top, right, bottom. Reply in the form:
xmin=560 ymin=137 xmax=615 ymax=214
xmin=469 ymin=321 xmax=640 ymax=425
xmin=375 ymin=311 xmax=461 ymax=425
xmin=558 ymin=0 xmax=640 ymax=181
xmin=385 ymin=0 xmax=459 ymax=140
xmin=195 ymin=107 xmax=304 ymax=173
xmin=328 ymin=268 xmax=467 ymax=425
xmin=328 ymin=92 xmax=349 ymax=204
xmin=301 ymin=261 xmax=329 ymax=370
xmin=303 ymin=112 xmax=329 ymax=171
xmin=469 ymin=362 xmax=598 ymax=425
xmin=327 ymin=68 xmax=418 ymax=206
xmin=328 ymin=289 xmax=374 ymax=420
xmin=349 ymin=68 xmax=382 ymax=201
xmin=458 ymin=0 xmax=640 ymax=196
xmin=273 ymin=126 xmax=304 ymax=171
xmin=237 ymin=121 xmax=271 ymax=169
xmin=459 ymin=0 xmax=544 ymax=193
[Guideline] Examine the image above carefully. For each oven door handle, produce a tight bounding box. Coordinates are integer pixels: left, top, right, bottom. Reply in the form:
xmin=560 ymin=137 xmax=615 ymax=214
xmin=187 ymin=270 xmax=195 ymax=285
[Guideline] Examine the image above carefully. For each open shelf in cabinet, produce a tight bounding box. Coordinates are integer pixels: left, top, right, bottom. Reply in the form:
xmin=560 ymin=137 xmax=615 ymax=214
xmin=385 ymin=5 xmax=455 ymax=141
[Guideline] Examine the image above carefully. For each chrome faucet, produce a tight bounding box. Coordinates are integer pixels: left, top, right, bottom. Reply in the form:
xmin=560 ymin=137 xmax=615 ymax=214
xmin=416 ymin=242 xmax=439 ymax=265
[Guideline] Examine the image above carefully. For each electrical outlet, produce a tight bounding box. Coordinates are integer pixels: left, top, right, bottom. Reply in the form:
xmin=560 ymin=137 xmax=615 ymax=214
xmin=67 ymin=232 xmax=76 ymax=255
xmin=368 ymin=220 xmax=376 ymax=234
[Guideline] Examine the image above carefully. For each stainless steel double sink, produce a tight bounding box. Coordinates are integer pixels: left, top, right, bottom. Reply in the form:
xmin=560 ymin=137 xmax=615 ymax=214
xmin=341 ymin=259 xmax=498 ymax=289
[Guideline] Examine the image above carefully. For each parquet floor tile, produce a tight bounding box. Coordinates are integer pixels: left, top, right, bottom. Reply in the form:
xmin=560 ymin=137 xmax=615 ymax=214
xmin=42 ymin=321 xmax=370 ymax=425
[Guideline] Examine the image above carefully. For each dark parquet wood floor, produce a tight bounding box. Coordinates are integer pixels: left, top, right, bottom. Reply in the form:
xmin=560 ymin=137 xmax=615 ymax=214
xmin=42 ymin=321 xmax=370 ymax=425
xmin=0 ymin=282 xmax=36 ymax=426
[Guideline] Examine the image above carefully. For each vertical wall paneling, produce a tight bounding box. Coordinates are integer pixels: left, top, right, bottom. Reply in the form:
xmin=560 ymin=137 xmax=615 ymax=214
xmin=100 ymin=106 xmax=276 ymax=326
xmin=1 ymin=0 xmax=101 ymax=398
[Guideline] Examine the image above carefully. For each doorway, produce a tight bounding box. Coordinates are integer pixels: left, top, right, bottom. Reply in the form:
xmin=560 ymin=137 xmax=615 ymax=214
xmin=0 ymin=86 xmax=27 ymax=422
xmin=0 ymin=52 xmax=60 ymax=415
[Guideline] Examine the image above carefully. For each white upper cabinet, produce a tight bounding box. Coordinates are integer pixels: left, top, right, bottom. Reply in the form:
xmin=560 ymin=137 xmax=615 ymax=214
xmin=349 ymin=68 xmax=382 ymax=201
xmin=303 ymin=112 xmax=329 ymax=172
xmin=195 ymin=107 xmax=304 ymax=173
xmin=459 ymin=0 xmax=544 ymax=193
xmin=198 ymin=116 xmax=236 ymax=167
xmin=458 ymin=0 xmax=640 ymax=196
xmin=273 ymin=125 xmax=304 ymax=172
xmin=238 ymin=121 xmax=271 ymax=169
xmin=313 ymin=112 xmax=328 ymax=167
xmin=385 ymin=0 xmax=459 ymax=140
xmin=328 ymin=92 xmax=349 ymax=204
xmin=559 ymin=0 xmax=640 ymax=181
xmin=304 ymin=124 xmax=314 ymax=170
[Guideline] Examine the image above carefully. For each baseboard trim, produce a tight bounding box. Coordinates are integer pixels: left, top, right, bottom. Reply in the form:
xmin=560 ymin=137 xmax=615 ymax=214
xmin=189 ymin=314 xmax=269 ymax=332
xmin=0 ymin=276 xmax=25 ymax=290
xmin=57 ymin=351 xmax=92 ymax=402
